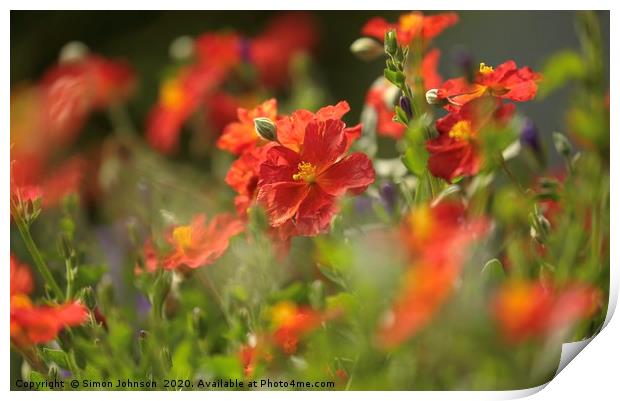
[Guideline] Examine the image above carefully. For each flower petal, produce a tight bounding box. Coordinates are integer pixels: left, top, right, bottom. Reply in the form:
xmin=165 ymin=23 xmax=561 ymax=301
xmin=318 ymin=153 xmax=376 ymax=196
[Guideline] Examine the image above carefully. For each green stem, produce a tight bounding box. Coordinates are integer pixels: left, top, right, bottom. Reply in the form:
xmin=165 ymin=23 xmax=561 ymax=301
xmin=499 ymin=154 xmax=526 ymax=196
xmin=14 ymin=216 xmax=64 ymax=300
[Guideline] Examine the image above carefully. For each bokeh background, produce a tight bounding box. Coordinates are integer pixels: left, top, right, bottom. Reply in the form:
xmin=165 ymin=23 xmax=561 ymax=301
xmin=11 ymin=11 xmax=610 ymax=151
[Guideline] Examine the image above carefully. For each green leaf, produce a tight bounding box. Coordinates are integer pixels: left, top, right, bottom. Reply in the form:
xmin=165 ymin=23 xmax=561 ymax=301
xmin=383 ymin=69 xmax=405 ymax=87
xmin=41 ymin=348 xmax=70 ymax=369
xmin=394 ymin=105 xmax=408 ymax=124
xmin=74 ymin=264 xmax=107 ymax=290
xmin=481 ymin=259 xmax=505 ymax=285
xmin=538 ymin=50 xmax=586 ymax=98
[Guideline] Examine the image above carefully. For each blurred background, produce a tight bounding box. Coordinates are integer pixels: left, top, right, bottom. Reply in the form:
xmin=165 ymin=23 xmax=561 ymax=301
xmin=11 ymin=11 xmax=610 ymax=148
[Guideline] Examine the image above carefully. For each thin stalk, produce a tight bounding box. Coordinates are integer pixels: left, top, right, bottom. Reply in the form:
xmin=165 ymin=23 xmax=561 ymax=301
xmin=197 ymin=271 xmax=232 ymax=327
xmin=499 ymin=154 xmax=526 ymax=197
xmin=14 ymin=215 xmax=64 ymax=300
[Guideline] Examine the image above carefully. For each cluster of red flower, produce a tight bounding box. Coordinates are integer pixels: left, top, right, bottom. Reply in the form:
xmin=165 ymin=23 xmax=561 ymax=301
xmin=146 ymin=12 xmax=318 ymax=154
xmin=11 ymin=53 xmax=135 ymax=207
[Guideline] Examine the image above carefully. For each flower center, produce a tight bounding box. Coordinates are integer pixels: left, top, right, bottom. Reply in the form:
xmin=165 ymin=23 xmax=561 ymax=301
xmin=292 ymin=161 xmax=317 ymax=183
xmin=271 ymin=301 xmax=297 ymax=326
xmin=448 ymin=120 xmax=474 ymax=141
xmin=172 ymin=225 xmax=193 ymax=250
xmin=161 ymin=78 xmax=185 ymax=110
xmin=408 ymin=205 xmax=433 ymax=241
xmin=479 ymin=62 xmax=494 ymax=75
xmin=399 ymin=12 xmax=423 ymax=33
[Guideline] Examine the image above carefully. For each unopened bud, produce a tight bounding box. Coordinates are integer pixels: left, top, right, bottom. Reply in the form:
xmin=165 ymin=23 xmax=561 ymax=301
xmin=552 ymin=132 xmax=572 ymax=158
xmin=350 ymin=38 xmax=384 ymax=61
xmin=169 ymin=35 xmax=194 ymax=62
xmin=425 ymin=89 xmax=445 ymax=106
xmin=398 ymin=95 xmax=413 ymax=120
xmin=254 ymin=117 xmax=277 ymax=142
xmin=384 ymin=30 xmax=398 ymax=55
xmin=59 ymin=41 xmax=89 ymax=64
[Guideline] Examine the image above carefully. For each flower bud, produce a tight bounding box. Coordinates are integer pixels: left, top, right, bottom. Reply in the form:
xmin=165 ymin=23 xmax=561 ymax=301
xmin=552 ymin=132 xmax=573 ymax=158
xmin=59 ymin=41 xmax=89 ymax=64
xmin=169 ymin=35 xmax=194 ymax=62
xmin=398 ymin=95 xmax=413 ymax=120
xmin=384 ymin=30 xmax=398 ymax=56
xmin=425 ymin=89 xmax=445 ymax=106
xmin=350 ymin=37 xmax=384 ymax=61
xmin=253 ymin=117 xmax=277 ymax=142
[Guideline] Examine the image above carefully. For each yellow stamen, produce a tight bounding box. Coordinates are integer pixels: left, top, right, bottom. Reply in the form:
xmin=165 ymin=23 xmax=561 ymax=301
xmin=161 ymin=78 xmax=185 ymax=110
xmin=172 ymin=225 xmax=193 ymax=250
xmin=448 ymin=120 xmax=474 ymax=141
xmin=271 ymin=301 xmax=297 ymax=326
xmin=292 ymin=161 xmax=317 ymax=183
xmin=479 ymin=62 xmax=494 ymax=75
xmin=408 ymin=205 xmax=433 ymax=241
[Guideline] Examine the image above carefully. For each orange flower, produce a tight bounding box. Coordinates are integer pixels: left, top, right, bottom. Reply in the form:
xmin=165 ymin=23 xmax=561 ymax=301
xmin=39 ymin=55 xmax=136 ymax=146
xmin=377 ymin=202 xmax=489 ymax=348
xmin=362 ymin=11 xmax=458 ymax=46
xmin=436 ymin=60 xmax=542 ymax=107
xmin=11 ymin=298 xmax=89 ymax=347
xmin=270 ymin=301 xmax=334 ymax=354
xmin=491 ymin=281 xmax=601 ymax=343
xmin=217 ymin=99 xmax=278 ymax=155
xmin=10 ymin=256 xmax=89 ymax=347
xmin=162 ymin=214 xmax=244 ymax=270
xmin=146 ymin=64 xmax=226 ymax=154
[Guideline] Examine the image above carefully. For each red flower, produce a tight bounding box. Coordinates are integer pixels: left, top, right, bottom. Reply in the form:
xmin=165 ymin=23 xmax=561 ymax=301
xmin=39 ymin=55 xmax=136 ymax=146
xmin=194 ymin=32 xmax=243 ymax=71
xmin=362 ymin=11 xmax=458 ymax=46
xmin=377 ymin=202 xmax=489 ymax=348
xmin=146 ymin=64 xmax=225 ymax=154
xmin=491 ymin=281 xmax=601 ymax=343
xmin=256 ymin=119 xmax=375 ymax=236
xmin=204 ymin=91 xmax=260 ymax=135
xmin=275 ymin=101 xmax=361 ymax=152
xmin=9 ymin=256 xmax=90 ymax=347
xmin=11 ymin=297 xmax=89 ymax=347
xmin=162 ymin=213 xmax=244 ymax=270
xmin=250 ymin=12 xmax=318 ymax=89
xmin=270 ymin=301 xmax=336 ymax=354
xmin=217 ymin=99 xmax=278 ymax=155
xmin=10 ymin=154 xmax=87 ymax=210
xmin=364 ymin=78 xmax=405 ymax=139
xmin=437 ymin=60 xmax=542 ymax=107
xmin=422 ymin=48 xmax=443 ymax=90
xmin=426 ymin=97 xmax=515 ymax=182
xmin=134 ymin=239 xmax=160 ymax=276
xmin=10 ymin=255 xmax=34 ymax=297
xmin=225 ymin=144 xmax=275 ymax=217
xmin=363 ymin=50 xmax=441 ymax=140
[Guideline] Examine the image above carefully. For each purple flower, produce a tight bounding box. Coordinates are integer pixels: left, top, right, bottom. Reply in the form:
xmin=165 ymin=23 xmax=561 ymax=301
xmin=379 ymin=182 xmax=397 ymax=213
xmin=520 ymin=118 xmax=541 ymax=153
